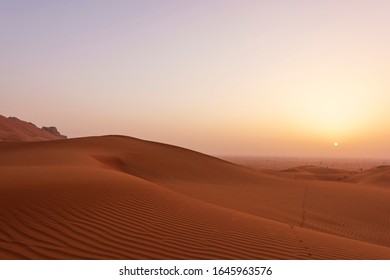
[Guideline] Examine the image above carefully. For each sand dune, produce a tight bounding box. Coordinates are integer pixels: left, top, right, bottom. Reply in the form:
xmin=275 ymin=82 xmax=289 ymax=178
xmin=261 ymin=165 xmax=352 ymax=182
xmin=346 ymin=166 xmax=390 ymax=187
xmin=0 ymin=115 xmax=64 ymax=142
xmin=0 ymin=136 xmax=389 ymax=259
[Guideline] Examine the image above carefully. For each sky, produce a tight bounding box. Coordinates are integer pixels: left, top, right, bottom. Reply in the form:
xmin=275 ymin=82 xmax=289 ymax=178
xmin=1 ymin=0 xmax=389 ymax=158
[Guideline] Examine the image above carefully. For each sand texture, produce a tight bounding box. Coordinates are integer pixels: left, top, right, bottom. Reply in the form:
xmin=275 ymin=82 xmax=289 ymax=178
xmin=0 ymin=136 xmax=389 ymax=259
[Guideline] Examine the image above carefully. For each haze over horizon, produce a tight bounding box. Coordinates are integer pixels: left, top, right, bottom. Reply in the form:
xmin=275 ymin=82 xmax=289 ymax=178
xmin=1 ymin=0 xmax=389 ymax=158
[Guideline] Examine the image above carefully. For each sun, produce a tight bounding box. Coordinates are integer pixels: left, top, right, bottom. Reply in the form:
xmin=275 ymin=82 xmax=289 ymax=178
xmin=334 ymin=142 xmax=339 ymax=147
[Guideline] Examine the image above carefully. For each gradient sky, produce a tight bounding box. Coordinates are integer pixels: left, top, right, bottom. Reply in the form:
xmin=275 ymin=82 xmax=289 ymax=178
xmin=1 ymin=0 xmax=389 ymax=158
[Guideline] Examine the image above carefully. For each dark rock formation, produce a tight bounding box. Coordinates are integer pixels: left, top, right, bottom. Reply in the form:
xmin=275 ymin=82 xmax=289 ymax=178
xmin=42 ymin=126 xmax=67 ymax=139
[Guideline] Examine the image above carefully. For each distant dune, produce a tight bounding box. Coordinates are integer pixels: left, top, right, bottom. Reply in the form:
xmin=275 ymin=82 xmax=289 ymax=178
xmin=0 ymin=135 xmax=389 ymax=259
xmin=0 ymin=115 xmax=66 ymax=142
xmin=347 ymin=165 xmax=390 ymax=187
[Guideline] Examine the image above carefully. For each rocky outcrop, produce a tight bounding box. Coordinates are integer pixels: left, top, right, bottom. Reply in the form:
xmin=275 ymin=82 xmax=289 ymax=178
xmin=0 ymin=114 xmax=67 ymax=142
xmin=42 ymin=126 xmax=67 ymax=139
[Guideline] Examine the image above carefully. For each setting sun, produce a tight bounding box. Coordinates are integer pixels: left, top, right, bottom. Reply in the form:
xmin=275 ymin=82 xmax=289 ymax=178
xmin=1 ymin=0 xmax=389 ymax=159
xmin=1 ymin=0 xmax=390 ymax=268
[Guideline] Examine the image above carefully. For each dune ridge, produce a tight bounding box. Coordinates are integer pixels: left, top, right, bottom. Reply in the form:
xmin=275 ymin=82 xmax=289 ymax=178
xmin=0 ymin=136 xmax=389 ymax=259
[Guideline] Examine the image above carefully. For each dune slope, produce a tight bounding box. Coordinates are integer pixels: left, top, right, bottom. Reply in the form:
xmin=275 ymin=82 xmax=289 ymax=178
xmin=0 ymin=136 xmax=389 ymax=259
xmin=347 ymin=165 xmax=390 ymax=187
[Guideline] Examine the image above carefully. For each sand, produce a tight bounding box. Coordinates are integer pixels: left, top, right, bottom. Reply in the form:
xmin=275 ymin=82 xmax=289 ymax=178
xmin=0 ymin=136 xmax=389 ymax=259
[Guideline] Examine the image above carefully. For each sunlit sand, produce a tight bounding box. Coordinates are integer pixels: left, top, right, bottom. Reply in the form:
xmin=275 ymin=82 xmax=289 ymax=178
xmin=1 ymin=116 xmax=389 ymax=259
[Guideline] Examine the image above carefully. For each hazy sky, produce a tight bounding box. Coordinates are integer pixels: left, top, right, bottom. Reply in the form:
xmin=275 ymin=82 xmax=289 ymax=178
xmin=1 ymin=0 xmax=389 ymax=158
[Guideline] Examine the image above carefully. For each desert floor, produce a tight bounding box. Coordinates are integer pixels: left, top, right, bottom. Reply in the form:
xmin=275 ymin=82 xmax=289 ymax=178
xmin=0 ymin=136 xmax=389 ymax=259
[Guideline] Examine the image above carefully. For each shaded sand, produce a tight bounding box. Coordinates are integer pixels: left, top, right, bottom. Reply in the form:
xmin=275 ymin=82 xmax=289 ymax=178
xmin=0 ymin=115 xmax=62 ymax=142
xmin=0 ymin=136 xmax=389 ymax=259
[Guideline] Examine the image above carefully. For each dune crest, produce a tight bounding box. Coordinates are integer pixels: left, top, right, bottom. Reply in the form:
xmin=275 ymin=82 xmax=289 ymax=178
xmin=0 ymin=135 xmax=389 ymax=259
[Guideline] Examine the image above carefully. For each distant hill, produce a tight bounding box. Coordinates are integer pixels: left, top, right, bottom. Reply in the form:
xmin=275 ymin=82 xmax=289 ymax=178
xmin=0 ymin=114 xmax=66 ymax=142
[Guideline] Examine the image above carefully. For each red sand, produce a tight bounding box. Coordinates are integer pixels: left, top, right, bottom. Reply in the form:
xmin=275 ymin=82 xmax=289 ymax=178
xmin=0 ymin=136 xmax=389 ymax=259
